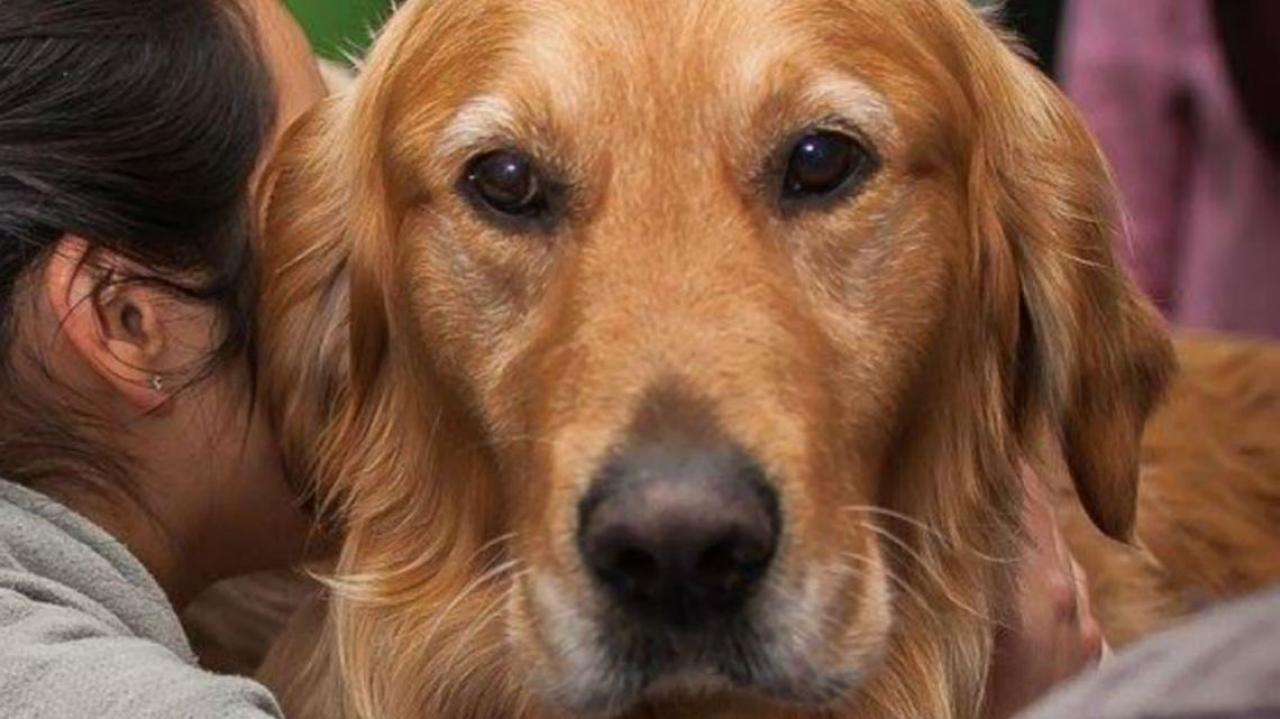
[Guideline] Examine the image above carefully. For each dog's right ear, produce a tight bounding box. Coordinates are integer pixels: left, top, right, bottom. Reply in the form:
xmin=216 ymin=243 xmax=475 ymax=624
xmin=961 ymin=27 xmax=1176 ymax=543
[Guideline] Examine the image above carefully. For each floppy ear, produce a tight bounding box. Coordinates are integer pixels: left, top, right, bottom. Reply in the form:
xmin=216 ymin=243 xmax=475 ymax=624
xmin=256 ymin=90 xmax=398 ymax=511
xmin=256 ymin=100 xmax=353 ymax=500
xmin=969 ymin=45 xmax=1176 ymax=542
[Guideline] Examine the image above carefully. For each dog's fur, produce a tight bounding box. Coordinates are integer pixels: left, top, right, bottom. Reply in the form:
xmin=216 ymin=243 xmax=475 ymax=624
xmin=1057 ymin=332 xmax=1280 ymax=647
xmin=254 ymin=1 xmax=1174 ymax=717
xmin=181 ymin=335 xmax=1280 ymax=677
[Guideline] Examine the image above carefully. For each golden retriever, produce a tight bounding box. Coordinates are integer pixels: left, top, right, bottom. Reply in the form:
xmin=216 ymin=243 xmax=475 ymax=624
xmin=254 ymin=0 xmax=1174 ymax=717
xmin=1057 ymin=332 xmax=1280 ymax=647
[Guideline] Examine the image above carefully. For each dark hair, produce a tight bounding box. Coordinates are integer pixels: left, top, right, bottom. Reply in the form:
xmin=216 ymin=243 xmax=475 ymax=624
xmin=0 ymin=0 xmax=277 ymax=487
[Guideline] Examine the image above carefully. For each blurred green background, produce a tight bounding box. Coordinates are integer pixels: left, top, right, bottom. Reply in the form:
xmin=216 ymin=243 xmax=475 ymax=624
xmin=285 ymin=0 xmax=395 ymax=63
xmin=287 ymin=1 xmax=1063 ymax=74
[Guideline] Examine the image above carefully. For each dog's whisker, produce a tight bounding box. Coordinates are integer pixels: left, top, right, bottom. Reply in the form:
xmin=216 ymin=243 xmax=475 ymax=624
xmin=446 ymin=431 xmax=574 ymax=456
xmin=419 ymin=558 xmax=525 ymax=653
xmin=853 ymin=520 xmax=995 ymax=623
xmin=315 ymin=528 xmax=518 ymax=606
xmin=839 ymin=550 xmax=934 ymax=619
xmin=426 ymin=566 xmax=531 ymax=707
xmin=839 ymin=504 xmax=1019 ymax=564
xmin=465 ymin=531 xmax=518 ymax=569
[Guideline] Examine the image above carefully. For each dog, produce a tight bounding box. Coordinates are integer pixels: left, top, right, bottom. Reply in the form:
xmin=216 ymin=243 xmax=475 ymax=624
xmin=254 ymin=0 xmax=1174 ymax=717
xmin=1056 ymin=332 xmax=1280 ymax=647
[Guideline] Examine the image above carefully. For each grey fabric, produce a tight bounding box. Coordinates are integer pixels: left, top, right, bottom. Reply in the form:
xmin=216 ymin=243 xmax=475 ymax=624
xmin=0 ymin=479 xmax=281 ymax=718
xmin=1020 ymin=585 xmax=1280 ymax=719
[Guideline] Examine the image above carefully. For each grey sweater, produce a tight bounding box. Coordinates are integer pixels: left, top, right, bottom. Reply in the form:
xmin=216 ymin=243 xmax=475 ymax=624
xmin=1020 ymin=585 xmax=1280 ymax=719
xmin=0 ymin=479 xmax=282 ymax=718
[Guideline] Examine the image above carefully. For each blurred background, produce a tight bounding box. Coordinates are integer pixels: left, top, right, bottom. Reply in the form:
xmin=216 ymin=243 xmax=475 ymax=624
xmin=284 ymin=0 xmax=390 ymax=62
xmin=286 ymin=0 xmax=1279 ymax=340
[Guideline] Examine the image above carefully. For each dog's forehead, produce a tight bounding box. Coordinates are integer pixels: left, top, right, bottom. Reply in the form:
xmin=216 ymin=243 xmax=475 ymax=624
xmin=400 ymin=0 xmax=921 ymax=159
xmin=512 ymin=0 xmax=895 ymax=106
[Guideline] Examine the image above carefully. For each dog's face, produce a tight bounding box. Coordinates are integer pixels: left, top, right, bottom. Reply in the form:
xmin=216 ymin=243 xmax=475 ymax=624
xmin=261 ymin=0 xmax=1172 ymax=716
xmin=383 ymin=0 xmax=960 ymax=710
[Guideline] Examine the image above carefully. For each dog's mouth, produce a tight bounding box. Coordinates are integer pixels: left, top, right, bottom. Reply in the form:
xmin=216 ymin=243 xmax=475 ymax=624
xmin=519 ymin=549 xmax=893 ymax=717
xmin=508 ymin=405 xmax=894 ymax=715
xmin=589 ymin=617 xmax=864 ymax=712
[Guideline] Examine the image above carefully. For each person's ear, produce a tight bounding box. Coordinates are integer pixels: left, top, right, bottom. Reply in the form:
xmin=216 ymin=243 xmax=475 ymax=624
xmin=43 ymin=236 xmax=171 ymax=413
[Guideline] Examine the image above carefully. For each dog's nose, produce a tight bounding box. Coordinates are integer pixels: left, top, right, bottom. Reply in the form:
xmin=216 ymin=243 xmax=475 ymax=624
xmin=577 ymin=446 xmax=780 ymax=626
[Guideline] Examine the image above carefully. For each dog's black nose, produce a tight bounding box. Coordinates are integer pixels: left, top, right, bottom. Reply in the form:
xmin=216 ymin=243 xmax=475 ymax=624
xmin=577 ymin=445 xmax=780 ymax=626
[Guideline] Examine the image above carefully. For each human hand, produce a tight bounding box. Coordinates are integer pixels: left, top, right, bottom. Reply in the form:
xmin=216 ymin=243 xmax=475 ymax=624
xmin=983 ymin=465 xmax=1105 ymax=719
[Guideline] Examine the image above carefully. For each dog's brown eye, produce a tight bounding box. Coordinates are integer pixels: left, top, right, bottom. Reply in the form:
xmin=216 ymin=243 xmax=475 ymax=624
xmin=782 ymin=131 xmax=871 ymax=202
xmin=466 ymin=150 xmax=546 ymax=218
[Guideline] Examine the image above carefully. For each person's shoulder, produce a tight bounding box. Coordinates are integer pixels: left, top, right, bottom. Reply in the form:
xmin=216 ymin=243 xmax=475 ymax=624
xmin=0 ymin=479 xmax=185 ymax=650
xmin=0 ymin=481 xmax=282 ymax=718
xmin=118 ymin=669 xmax=284 ymax=719
xmin=1020 ymin=586 xmax=1280 ymax=719
xmin=0 ymin=589 xmax=280 ymax=719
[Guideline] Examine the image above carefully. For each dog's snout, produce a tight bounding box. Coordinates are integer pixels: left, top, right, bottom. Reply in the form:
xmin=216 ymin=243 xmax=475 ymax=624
xmin=577 ymin=446 xmax=780 ymax=626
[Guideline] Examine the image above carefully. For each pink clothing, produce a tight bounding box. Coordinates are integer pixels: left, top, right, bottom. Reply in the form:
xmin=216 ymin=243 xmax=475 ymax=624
xmin=1062 ymin=0 xmax=1280 ymax=339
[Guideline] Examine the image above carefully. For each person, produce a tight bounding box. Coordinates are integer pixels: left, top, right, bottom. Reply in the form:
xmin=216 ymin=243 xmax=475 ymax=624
xmin=1019 ymin=584 xmax=1280 ymax=719
xmin=1062 ymin=0 xmax=1280 ymax=339
xmin=987 ymin=472 xmax=1105 ymax=719
xmin=0 ymin=0 xmax=326 ymax=716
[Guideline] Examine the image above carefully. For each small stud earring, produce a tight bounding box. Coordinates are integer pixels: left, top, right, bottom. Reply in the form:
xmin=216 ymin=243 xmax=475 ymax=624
xmin=150 ymin=375 xmax=165 ymax=393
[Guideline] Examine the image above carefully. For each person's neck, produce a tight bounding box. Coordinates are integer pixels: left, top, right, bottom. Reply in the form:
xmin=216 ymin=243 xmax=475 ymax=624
xmin=34 ymin=478 xmax=211 ymax=608
xmin=12 ymin=292 xmax=314 ymax=607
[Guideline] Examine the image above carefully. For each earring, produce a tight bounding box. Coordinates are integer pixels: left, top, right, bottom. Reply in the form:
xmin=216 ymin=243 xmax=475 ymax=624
xmin=150 ymin=374 xmax=165 ymax=393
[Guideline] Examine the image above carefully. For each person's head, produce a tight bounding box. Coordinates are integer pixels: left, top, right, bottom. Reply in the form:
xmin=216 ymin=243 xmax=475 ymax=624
xmin=0 ymin=0 xmax=326 ymax=601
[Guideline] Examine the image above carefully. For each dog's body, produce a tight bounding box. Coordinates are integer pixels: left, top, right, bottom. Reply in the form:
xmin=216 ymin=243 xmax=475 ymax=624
xmin=1058 ymin=332 xmax=1280 ymax=647
xmin=256 ymin=1 xmax=1177 ymax=717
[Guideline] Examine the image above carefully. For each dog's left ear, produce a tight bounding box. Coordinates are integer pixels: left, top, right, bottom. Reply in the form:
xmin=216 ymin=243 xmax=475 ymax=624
xmin=968 ymin=40 xmax=1176 ymax=542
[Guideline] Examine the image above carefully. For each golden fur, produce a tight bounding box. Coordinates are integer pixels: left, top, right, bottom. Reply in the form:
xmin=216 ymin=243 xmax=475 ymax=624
xmin=1057 ymin=332 xmax=1280 ymax=646
xmin=182 ymin=334 xmax=1280 ymax=679
xmin=254 ymin=1 xmax=1174 ymax=717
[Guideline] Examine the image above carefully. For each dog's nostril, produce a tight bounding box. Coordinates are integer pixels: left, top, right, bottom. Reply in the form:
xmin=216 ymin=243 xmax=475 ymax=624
xmin=697 ymin=533 xmax=767 ymax=595
xmin=577 ymin=446 xmax=780 ymax=626
xmin=611 ymin=546 xmax=661 ymax=598
xmin=698 ymin=538 xmax=738 ymax=577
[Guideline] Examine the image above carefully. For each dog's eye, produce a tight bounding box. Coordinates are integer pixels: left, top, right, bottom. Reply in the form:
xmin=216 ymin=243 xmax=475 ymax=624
xmin=466 ymin=150 xmax=547 ymax=218
xmin=781 ymin=131 xmax=872 ymax=202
